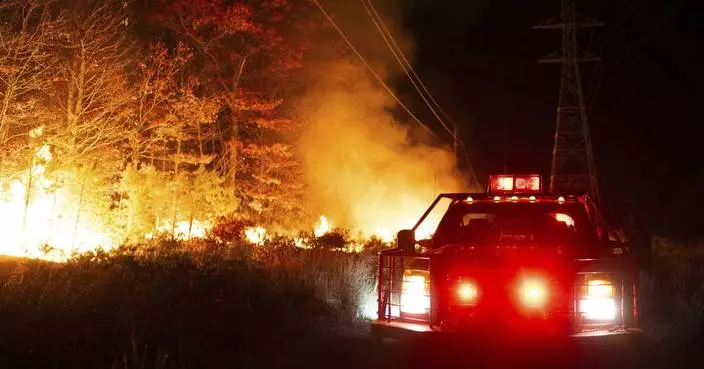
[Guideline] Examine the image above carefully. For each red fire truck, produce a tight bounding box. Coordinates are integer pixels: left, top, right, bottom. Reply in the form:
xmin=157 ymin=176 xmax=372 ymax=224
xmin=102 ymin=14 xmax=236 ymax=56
xmin=372 ymin=174 xmax=642 ymax=341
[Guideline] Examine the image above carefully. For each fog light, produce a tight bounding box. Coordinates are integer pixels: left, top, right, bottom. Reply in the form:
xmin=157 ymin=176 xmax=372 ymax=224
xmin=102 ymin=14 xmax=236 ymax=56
xmin=456 ymin=281 xmax=479 ymax=304
xmin=519 ymin=277 xmax=549 ymax=309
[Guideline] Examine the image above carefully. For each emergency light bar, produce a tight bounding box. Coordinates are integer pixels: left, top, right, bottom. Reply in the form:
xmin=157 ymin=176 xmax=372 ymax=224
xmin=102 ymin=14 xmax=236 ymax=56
xmin=489 ymin=174 xmax=542 ymax=194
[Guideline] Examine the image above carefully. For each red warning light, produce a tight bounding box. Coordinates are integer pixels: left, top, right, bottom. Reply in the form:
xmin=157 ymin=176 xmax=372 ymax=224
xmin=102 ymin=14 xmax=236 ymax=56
xmin=515 ymin=176 xmax=541 ymax=191
xmin=493 ymin=175 xmax=514 ymax=191
xmin=489 ymin=175 xmax=542 ymax=193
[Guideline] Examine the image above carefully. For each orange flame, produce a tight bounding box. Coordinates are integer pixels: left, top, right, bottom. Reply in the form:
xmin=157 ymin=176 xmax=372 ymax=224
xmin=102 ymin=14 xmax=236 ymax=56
xmin=313 ymin=215 xmax=330 ymax=237
xmin=0 ymin=145 xmax=115 ymax=261
xmin=244 ymin=226 xmax=266 ymax=245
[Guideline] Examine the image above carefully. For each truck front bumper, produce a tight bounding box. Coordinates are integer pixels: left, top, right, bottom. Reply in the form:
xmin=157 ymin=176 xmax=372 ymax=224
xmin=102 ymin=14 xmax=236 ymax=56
xmin=371 ymin=319 xmax=643 ymax=343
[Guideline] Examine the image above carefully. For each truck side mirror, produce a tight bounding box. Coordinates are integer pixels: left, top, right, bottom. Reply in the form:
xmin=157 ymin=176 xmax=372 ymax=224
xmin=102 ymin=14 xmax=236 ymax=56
xmin=606 ymin=227 xmax=629 ymax=243
xmin=397 ymin=229 xmax=416 ymax=253
xmin=605 ymin=228 xmax=629 ymax=255
xmin=607 ymin=230 xmax=619 ymax=242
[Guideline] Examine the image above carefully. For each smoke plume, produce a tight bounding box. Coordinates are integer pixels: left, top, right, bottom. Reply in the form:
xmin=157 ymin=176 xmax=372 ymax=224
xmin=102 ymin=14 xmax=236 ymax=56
xmin=298 ymin=59 xmax=466 ymax=238
xmin=294 ymin=0 xmax=469 ymax=239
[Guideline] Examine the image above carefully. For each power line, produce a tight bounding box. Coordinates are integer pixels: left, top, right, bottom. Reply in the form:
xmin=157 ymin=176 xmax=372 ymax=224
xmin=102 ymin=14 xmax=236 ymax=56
xmin=311 ymin=0 xmax=440 ymax=141
xmin=360 ymin=0 xmax=480 ymax=188
xmin=584 ymin=0 xmax=605 ymax=54
xmin=586 ymin=69 xmax=602 ymax=115
xmin=585 ymin=0 xmax=642 ymax=114
xmin=459 ymin=140 xmax=482 ymax=189
xmin=583 ymin=0 xmax=605 ymax=114
xmin=360 ymin=0 xmax=454 ymax=137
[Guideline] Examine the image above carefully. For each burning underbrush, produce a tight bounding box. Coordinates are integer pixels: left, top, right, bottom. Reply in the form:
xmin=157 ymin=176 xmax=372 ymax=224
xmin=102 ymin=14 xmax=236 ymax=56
xmin=0 ymin=235 xmax=379 ymax=369
xmin=0 ymin=140 xmax=434 ymax=262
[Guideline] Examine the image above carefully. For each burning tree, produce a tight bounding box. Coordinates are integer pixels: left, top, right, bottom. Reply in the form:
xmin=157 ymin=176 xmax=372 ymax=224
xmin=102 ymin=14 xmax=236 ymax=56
xmin=0 ymin=0 xmax=132 ymax=258
xmin=151 ymin=0 xmax=316 ymax=226
xmin=118 ymin=41 xmax=228 ymax=240
xmin=0 ymin=0 xmax=234 ymax=257
xmin=0 ymin=0 xmax=58 ymax=170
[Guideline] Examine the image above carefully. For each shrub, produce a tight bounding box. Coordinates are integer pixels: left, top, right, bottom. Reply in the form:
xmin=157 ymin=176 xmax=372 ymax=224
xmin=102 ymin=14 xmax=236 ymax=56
xmin=0 ymin=241 xmax=330 ymax=369
xmin=250 ymin=236 xmax=377 ymax=323
xmin=649 ymin=237 xmax=704 ymax=319
xmin=209 ymin=216 xmax=254 ymax=242
xmin=0 ymin=236 xmax=382 ymax=369
xmin=640 ymin=236 xmax=704 ymax=357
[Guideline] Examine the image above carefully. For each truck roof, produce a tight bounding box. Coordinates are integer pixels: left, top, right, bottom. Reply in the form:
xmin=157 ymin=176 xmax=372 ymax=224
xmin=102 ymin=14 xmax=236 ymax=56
xmin=411 ymin=193 xmax=605 ymax=235
xmin=432 ymin=193 xmax=586 ymax=204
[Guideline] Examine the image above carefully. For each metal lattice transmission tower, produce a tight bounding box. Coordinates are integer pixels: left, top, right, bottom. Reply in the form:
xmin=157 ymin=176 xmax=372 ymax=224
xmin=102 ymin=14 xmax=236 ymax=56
xmin=535 ymin=0 xmax=603 ymax=204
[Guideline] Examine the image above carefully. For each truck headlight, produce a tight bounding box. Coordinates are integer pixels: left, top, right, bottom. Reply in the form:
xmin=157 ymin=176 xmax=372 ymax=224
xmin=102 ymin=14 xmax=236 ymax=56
xmin=400 ymin=270 xmax=430 ymax=314
xmin=578 ymin=278 xmax=617 ymax=321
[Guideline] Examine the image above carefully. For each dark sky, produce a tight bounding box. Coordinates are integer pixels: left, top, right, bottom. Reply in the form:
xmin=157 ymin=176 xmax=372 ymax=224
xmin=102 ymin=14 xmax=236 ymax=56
xmin=390 ymin=0 xmax=703 ymax=236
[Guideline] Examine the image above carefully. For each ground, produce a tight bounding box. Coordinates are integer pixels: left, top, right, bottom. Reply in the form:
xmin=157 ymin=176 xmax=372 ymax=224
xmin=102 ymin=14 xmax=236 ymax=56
xmin=297 ymin=328 xmax=700 ymax=369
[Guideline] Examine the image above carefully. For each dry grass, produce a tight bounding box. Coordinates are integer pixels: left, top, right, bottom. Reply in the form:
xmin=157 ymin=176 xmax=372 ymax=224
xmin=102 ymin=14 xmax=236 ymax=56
xmin=0 ymin=236 xmax=379 ymax=369
xmin=637 ymin=236 xmax=704 ymax=365
xmin=248 ymin=235 xmax=377 ymax=324
xmin=647 ymin=237 xmax=704 ymax=319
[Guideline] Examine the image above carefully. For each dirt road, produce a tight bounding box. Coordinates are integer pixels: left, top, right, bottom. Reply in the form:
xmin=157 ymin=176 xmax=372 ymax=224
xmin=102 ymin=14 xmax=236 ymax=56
xmin=290 ymin=327 xmax=700 ymax=369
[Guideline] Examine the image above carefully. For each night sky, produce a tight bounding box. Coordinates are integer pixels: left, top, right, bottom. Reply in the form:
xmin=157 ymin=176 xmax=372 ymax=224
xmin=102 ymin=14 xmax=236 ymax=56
xmin=393 ymin=0 xmax=703 ymax=237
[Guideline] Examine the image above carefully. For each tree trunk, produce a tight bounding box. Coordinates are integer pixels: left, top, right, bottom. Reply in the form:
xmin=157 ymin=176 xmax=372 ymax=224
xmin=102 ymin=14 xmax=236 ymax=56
xmin=66 ymin=60 xmax=75 ymax=133
xmin=226 ymin=56 xmax=247 ymax=195
xmin=197 ymin=120 xmax=204 ymax=170
xmin=21 ymin=156 xmax=35 ymax=255
xmin=71 ymin=46 xmax=87 ymax=154
xmin=229 ymin=114 xmax=238 ymax=194
xmin=171 ymin=140 xmax=182 ymax=238
xmin=0 ymin=82 xmax=15 ymax=144
xmin=72 ymin=172 xmax=88 ymax=253
xmin=188 ymin=208 xmax=194 ymax=240
xmin=126 ymin=194 xmax=136 ymax=241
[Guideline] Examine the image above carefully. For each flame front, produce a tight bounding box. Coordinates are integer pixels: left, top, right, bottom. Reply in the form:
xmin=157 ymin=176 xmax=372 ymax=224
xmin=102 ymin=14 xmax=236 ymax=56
xmin=314 ymin=215 xmax=330 ymax=237
xmin=0 ymin=142 xmax=451 ymax=261
xmin=0 ymin=145 xmax=115 ymax=261
xmin=156 ymin=220 xmax=212 ymax=240
xmin=244 ymin=226 xmax=267 ymax=245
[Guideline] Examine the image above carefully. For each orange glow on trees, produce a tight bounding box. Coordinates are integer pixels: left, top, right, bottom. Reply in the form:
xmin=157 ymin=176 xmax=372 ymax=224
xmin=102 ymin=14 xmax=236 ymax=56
xmin=151 ymin=0 xmax=317 ymax=225
xmin=0 ymin=0 xmax=467 ymax=259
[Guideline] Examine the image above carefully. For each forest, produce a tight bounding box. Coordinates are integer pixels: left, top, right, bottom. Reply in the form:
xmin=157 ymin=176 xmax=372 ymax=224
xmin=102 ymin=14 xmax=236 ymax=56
xmin=0 ymin=0 xmax=464 ymax=261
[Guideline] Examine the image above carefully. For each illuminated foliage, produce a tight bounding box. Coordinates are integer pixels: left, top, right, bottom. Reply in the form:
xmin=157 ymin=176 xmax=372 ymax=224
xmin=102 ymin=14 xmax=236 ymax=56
xmin=0 ymin=0 xmax=322 ymax=258
xmin=0 ymin=0 xmax=59 ymax=171
xmin=151 ymin=0 xmax=316 ymax=224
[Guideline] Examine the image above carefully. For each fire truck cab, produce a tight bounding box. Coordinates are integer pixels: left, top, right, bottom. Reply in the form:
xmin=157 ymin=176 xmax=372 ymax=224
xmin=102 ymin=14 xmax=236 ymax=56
xmin=372 ymin=174 xmax=641 ymax=341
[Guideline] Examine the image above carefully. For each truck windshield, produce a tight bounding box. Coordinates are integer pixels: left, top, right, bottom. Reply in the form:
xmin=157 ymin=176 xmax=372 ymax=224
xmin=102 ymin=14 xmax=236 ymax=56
xmin=432 ymin=202 xmax=595 ymax=248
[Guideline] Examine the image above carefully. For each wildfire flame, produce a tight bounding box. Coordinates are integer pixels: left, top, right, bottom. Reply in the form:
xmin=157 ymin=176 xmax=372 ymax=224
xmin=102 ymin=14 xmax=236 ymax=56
xmin=154 ymin=220 xmax=212 ymax=240
xmin=0 ymin=144 xmax=115 ymax=261
xmin=373 ymin=228 xmax=393 ymax=243
xmin=244 ymin=226 xmax=266 ymax=245
xmin=313 ymin=215 xmax=330 ymax=237
xmin=1 ymin=142 xmax=447 ymax=261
